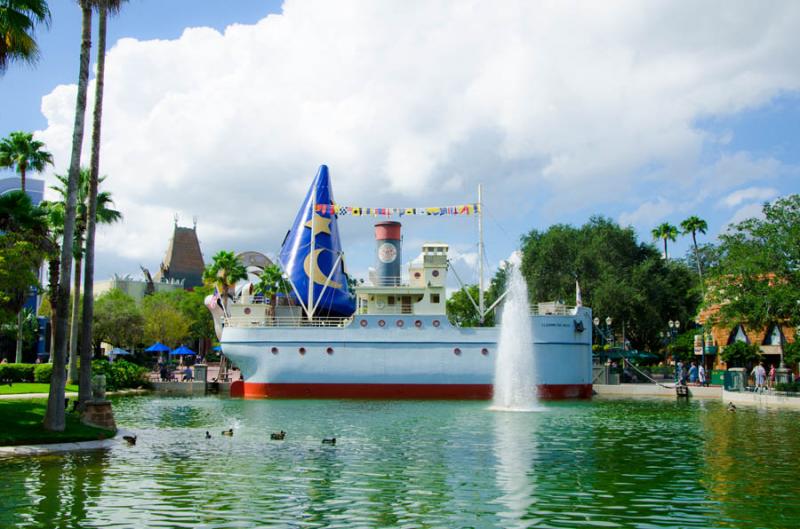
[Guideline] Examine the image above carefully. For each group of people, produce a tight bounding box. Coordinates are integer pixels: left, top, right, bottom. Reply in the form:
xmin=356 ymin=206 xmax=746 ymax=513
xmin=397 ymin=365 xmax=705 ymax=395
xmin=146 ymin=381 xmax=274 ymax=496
xmin=158 ymin=364 xmax=194 ymax=382
xmin=676 ymin=360 xmax=707 ymax=386
xmin=750 ymin=362 xmax=777 ymax=391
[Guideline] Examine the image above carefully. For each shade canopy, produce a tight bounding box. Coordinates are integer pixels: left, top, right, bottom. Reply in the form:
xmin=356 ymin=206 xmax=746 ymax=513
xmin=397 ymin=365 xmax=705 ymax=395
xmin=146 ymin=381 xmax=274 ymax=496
xmin=170 ymin=345 xmax=197 ymax=356
xmin=145 ymin=342 xmax=171 ymax=353
xmin=108 ymin=347 xmax=131 ymax=356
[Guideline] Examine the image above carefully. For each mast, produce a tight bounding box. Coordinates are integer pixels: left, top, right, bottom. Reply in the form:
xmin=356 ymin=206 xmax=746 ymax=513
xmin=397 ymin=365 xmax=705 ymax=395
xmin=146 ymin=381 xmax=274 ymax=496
xmin=478 ymin=184 xmax=485 ymax=324
xmin=307 ymin=192 xmax=316 ymax=321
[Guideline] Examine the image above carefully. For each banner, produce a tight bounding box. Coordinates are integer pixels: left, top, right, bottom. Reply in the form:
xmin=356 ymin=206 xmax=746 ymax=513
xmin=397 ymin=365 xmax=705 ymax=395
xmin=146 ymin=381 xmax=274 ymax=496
xmin=314 ymin=203 xmax=481 ymax=217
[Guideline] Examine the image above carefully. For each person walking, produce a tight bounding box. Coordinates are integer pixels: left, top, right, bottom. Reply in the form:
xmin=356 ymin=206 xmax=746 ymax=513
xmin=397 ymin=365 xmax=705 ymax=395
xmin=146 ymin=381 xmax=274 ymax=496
xmin=688 ymin=362 xmax=698 ymax=385
xmin=751 ymin=362 xmax=767 ymax=391
xmin=768 ymin=364 xmax=776 ymax=389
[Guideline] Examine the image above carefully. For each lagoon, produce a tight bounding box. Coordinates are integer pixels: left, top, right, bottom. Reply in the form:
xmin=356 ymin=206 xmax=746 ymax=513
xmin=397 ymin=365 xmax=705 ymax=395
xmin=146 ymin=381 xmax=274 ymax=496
xmin=1 ymin=396 xmax=798 ymax=529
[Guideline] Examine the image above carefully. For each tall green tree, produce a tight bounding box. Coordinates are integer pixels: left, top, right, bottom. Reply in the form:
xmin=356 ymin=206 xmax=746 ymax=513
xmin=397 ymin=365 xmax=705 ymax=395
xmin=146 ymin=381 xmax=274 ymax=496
xmin=203 ymin=251 xmax=247 ymax=312
xmin=0 ymin=0 xmax=51 ymax=72
xmin=93 ymin=288 xmax=142 ymax=349
xmin=680 ymin=215 xmax=708 ymax=287
xmin=142 ymin=292 xmax=190 ymax=348
xmin=705 ymin=194 xmax=800 ymax=343
xmin=0 ymin=191 xmax=50 ymax=361
xmin=651 ymin=222 xmax=678 ymax=260
xmin=0 ymin=131 xmax=53 ymax=193
xmin=51 ymin=169 xmax=121 ymax=384
xmin=79 ymin=0 xmax=127 ymax=407
xmin=46 ymin=0 xmax=93 ymax=432
xmin=521 ymin=216 xmax=700 ymax=352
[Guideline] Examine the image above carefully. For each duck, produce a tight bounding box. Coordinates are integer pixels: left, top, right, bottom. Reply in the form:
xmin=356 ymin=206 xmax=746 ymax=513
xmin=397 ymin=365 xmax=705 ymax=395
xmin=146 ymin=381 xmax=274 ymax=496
xmin=270 ymin=430 xmax=286 ymax=440
xmin=322 ymin=437 xmax=336 ymax=445
xmin=205 ymin=431 xmax=212 ymax=439
xmin=727 ymin=402 xmax=737 ymax=412
xmin=123 ymin=435 xmax=137 ymax=446
xmin=222 ymin=429 xmax=234 ymax=436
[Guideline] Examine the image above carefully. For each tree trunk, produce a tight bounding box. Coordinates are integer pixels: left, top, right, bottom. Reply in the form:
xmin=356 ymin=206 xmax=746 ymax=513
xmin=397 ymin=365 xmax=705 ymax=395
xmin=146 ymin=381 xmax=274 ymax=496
xmin=68 ymin=256 xmax=82 ymax=383
xmin=15 ymin=309 xmax=24 ymax=363
xmin=79 ymin=6 xmax=109 ymax=408
xmin=20 ymin=165 xmax=26 ymax=193
xmin=47 ymin=256 xmax=60 ymax=364
xmin=663 ymin=238 xmax=668 ymax=260
xmin=691 ymin=232 xmax=704 ymax=291
xmin=44 ymin=3 xmax=92 ymax=432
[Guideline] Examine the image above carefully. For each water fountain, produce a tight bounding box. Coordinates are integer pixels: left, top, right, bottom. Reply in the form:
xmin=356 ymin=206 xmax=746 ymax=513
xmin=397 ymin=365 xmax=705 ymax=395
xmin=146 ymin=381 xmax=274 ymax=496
xmin=491 ymin=254 xmax=540 ymax=411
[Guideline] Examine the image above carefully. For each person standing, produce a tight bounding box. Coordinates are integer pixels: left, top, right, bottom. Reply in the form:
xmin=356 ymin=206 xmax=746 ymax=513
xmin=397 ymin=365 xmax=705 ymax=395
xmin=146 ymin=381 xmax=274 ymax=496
xmin=698 ymin=364 xmax=707 ymax=387
xmin=688 ymin=362 xmax=698 ymax=385
xmin=751 ymin=362 xmax=766 ymax=391
xmin=768 ymin=364 xmax=776 ymax=389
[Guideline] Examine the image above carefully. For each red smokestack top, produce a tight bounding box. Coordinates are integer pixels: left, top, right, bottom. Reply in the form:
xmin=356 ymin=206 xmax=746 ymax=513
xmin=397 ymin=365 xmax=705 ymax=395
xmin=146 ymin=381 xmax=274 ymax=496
xmin=375 ymin=221 xmax=401 ymax=241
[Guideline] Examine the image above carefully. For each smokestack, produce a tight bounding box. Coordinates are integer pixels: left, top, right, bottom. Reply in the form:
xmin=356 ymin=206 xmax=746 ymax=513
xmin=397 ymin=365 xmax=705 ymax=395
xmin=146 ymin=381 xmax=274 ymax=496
xmin=375 ymin=221 xmax=402 ymax=286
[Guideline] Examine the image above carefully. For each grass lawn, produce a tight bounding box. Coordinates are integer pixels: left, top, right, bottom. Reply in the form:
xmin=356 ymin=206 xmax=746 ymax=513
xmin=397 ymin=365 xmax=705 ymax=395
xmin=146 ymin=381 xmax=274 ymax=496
xmin=0 ymin=398 xmax=116 ymax=446
xmin=0 ymin=383 xmax=79 ymax=395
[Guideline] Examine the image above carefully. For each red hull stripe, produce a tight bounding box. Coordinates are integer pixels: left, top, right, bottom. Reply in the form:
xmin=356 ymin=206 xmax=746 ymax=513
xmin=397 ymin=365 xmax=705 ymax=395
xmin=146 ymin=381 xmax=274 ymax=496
xmin=242 ymin=382 xmax=592 ymax=400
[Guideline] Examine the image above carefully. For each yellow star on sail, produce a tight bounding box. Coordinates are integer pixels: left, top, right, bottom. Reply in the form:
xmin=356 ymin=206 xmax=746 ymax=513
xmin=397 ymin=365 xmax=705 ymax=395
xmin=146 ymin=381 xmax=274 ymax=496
xmin=304 ymin=213 xmax=332 ymax=237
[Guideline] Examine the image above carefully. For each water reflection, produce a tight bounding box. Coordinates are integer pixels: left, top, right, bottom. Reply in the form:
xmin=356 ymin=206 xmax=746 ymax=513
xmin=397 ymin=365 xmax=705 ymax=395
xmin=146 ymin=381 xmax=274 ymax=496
xmin=493 ymin=410 xmax=538 ymax=529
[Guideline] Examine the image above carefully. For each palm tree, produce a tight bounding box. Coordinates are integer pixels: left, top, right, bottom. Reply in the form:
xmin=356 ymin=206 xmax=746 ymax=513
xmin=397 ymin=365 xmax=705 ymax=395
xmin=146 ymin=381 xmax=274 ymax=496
xmin=79 ymin=0 xmax=126 ymax=408
xmin=203 ymin=251 xmax=248 ymax=313
xmin=254 ymin=264 xmax=290 ymax=319
xmin=651 ymin=222 xmax=678 ymax=260
xmin=51 ymin=169 xmax=121 ymax=384
xmin=39 ymin=199 xmax=64 ymax=363
xmin=0 ymin=131 xmax=53 ymax=192
xmin=680 ymin=215 xmax=708 ymax=285
xmin=45 ymin=0 xmax=93 ymax=432
xmin=0 ymin=0 xmax=51 ymax=72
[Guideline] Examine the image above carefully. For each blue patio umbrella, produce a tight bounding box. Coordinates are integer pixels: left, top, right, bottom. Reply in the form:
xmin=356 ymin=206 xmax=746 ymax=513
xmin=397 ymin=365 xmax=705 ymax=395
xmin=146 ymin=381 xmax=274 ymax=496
xmin=108 ymin=347 xmax=131 ymax=356
xmin=170 ymin=345 xmax=197 ymax=356
xmin=145 ymin=342 xmax=171 ymax=353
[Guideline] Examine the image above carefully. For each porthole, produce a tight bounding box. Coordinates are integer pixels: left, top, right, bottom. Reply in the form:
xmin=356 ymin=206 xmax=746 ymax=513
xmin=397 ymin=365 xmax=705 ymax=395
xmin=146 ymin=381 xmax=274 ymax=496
xmin=432 ymin=270 xmax=440 ymax=277
xmin=396 ymin=320 xmax=404 ymax=328
xmin=415 ymin=320 xmax=422 ymax=328
xmin=271 ymin=346 xmax=279 ymax=354
xmin=298 ymin=347 xmax=306 ymax=355
xmin=481 ymin=348 xmax=489 ymax=356
xmin=244 ymin=307 xmax=251 ymax=315
xmin=378 ymin=319 xmax=386 ymax=327
xmin=432 ymin=320 xmax=440 ymax=328
xmin=360 ymin=319 xmax=368 ymax=327
xmin=326 ymin=347 xmax=334 ymax=355
xmin=453 ymin=347 xmax=462 ymax=356
xmin=414 ymin=272 xmax=421 ymax=278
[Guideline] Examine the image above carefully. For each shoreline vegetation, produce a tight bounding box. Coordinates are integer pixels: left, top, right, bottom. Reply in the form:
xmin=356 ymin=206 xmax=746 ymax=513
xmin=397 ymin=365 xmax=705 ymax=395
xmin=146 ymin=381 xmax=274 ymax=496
xmin=0 ymin=398 xmax=115 ymax=447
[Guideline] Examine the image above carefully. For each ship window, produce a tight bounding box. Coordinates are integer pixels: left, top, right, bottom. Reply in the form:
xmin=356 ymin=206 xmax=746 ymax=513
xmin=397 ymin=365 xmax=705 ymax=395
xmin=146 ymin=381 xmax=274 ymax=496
xmin=388 ymin=296 xmax=396 ymax=305
xmin=414 ymin=272 xmax=421 ymax=278
xmin=431 ymin=293 xmax=440 ymax=303
xmin=432 ymin=270 xmax=440 ymax=277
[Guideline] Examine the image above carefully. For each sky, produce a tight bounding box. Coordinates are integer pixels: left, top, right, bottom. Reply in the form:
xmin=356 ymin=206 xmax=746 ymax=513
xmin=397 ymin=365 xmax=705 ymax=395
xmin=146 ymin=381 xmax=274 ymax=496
xmin=1 ymin=0 xmax=798 ymax=290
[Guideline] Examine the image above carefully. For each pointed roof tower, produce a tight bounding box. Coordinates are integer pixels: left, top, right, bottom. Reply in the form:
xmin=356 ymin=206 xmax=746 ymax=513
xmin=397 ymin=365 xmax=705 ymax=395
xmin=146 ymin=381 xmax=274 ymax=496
xmin=154 ymin=219 xmax=206 ymax=289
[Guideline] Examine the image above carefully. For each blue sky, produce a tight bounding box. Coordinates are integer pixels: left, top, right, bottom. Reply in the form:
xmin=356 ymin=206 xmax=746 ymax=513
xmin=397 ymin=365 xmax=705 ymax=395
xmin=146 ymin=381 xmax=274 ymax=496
xmin=1 ymin=1 xmax=798 ymax=287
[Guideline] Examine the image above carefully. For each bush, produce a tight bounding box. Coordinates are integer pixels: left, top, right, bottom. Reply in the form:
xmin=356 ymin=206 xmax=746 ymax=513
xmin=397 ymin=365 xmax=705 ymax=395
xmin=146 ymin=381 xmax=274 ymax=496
xmin=33 ymin=363 xmax=53 ymax=383
xmin=0 ymin=363 xmax=35 ymax=382
xmin=92 ymin=359 xmax=149 ymax=391
xmin=775 ymin=381 xmax=800 ymax=393
xmin=721 ymin=341 xmax=761 ymax=368
xmin=784 ymin=341 xmax=800 ymax=367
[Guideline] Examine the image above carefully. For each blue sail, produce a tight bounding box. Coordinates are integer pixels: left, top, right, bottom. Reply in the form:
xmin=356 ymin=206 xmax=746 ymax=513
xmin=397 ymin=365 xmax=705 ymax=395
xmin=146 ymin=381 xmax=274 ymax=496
xmin=279 ymin=165 xmax=355 ymax=317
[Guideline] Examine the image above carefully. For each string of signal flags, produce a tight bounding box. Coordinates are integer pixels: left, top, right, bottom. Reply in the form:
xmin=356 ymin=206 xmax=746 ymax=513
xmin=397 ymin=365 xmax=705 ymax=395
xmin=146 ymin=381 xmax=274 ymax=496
xmin=314 ymin=203 xmax=481 ymax=218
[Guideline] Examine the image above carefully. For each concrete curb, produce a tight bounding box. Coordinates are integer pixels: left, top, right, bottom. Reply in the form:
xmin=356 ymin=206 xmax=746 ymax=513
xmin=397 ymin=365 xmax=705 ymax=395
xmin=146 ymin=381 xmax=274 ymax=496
xmin=0 ymin=428 xmax=134 ymax=457
xmin=594 ymin=383 xmax=722 ymax=399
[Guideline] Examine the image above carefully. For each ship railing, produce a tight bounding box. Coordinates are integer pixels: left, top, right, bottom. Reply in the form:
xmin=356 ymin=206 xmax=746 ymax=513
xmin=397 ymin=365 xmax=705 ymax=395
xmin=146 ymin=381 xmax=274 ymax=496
xmin=368 ymin=276 xmax=409 ymax=287
xmin=224 ymin=316 xmax=353 ymax=328
xmin=357 ymin=305 xmax=414 ymax=315
xmin=529 ymin=304 xmax=578 ymax=316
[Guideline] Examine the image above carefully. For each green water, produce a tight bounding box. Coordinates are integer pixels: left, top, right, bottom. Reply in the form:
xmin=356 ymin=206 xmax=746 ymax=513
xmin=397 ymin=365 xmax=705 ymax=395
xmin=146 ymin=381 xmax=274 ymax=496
xmin=1 ymin=396 xmax=798 ymax=529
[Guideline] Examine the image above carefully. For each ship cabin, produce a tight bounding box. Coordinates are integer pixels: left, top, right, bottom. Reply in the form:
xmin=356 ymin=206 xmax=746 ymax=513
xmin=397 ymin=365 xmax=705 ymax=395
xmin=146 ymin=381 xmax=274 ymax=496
xmin=355 ymin=242 xmax=448 ymax=316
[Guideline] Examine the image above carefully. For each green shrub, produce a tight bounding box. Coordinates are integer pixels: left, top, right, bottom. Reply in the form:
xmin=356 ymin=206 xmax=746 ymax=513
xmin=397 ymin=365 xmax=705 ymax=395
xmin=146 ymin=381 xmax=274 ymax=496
xmin=721 ymin=341 xmax=761 ymax=367
xmin=784 ymin=341 xmax=800 ymax=367
xmin=33 ymin=364 xmax=53 ymax=384
xmin=92 ymin=359 xmax=149 ymax=391
xmin=0 ymin=363 xmax=35 ymax=382
xmin=775 ymin=381 xmax=800 ymax=393
xmin=33 ymin=363 xmax=53 ymax=383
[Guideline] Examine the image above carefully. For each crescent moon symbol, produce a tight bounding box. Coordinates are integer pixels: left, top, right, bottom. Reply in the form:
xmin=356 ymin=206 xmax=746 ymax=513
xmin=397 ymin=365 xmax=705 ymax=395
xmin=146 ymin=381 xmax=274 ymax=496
xmin=304 ymin=249 xmax=343 ymax=289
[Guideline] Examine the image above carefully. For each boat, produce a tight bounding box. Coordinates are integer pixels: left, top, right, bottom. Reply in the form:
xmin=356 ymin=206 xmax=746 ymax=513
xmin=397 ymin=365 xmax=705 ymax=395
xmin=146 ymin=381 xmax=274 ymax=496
xmin=208 ymin=165 xmax=593 ymax=399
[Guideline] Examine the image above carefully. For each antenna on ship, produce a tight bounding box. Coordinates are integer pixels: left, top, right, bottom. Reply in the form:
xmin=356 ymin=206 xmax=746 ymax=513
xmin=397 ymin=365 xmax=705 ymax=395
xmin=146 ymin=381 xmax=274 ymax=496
xmin=478 ymin=184 xmax=485 ymax=324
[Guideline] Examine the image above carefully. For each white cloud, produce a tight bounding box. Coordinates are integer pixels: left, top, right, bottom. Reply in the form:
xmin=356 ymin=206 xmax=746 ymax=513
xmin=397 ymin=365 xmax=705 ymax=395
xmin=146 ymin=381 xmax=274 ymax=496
xmin=618 ymin=198 xmax=676 ymax=228
xmin=725 ymin=202 xmax=765 ymax=228
xmin=34 ymin=0 xmax=800 ymax=277
xmin=720 ymin=186 xmax=779 ymax=208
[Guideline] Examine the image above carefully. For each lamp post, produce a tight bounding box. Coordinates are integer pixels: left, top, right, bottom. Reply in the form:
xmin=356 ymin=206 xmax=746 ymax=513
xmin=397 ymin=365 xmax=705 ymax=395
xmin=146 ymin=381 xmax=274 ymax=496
xmin=668 ymin=320 xmax=681 ymax=382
